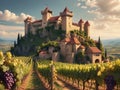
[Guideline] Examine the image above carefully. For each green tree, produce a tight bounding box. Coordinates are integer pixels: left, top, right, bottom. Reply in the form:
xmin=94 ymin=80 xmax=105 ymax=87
xmin=105 ymin=48 xmax=107 ymax=59
xmin=17 ymin=33 xmax=20 ymax=45
xmin=14 ymin=41 xmax=16 ymax=47
xmin=96 ymin=37 xmax=104 ymax=59
xmin=75 ymin=51 xmax=85 ymax=64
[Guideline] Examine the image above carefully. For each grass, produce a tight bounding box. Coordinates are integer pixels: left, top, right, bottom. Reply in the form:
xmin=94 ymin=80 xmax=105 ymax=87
xmin=25 ymin=66 xmax=46 ymax=90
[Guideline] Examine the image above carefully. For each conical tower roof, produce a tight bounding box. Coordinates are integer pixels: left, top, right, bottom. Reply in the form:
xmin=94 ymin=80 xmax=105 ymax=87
xmin=84 ymin=21 xmax=90 ymax=26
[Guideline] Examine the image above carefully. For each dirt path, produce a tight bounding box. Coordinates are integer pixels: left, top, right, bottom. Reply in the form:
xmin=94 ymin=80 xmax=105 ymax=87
xmin=17 ymin=62 xmax=81 ymax=90
xmin=17 ymin=69 xmax=32 ymax=90
xmin=55 ymin=77 xmax=80 ymax=90
xmin=17 ymin=65 xmax=47 ymax=90
xmin=25 ymin=70 xmax=47 ymax=90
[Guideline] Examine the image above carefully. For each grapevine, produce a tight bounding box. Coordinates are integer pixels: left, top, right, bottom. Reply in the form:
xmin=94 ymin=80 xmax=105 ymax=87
xmin=0 ymin=51 xmax=32 ymax=90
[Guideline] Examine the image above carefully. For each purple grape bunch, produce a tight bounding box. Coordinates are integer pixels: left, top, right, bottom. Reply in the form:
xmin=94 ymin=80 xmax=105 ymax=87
xmin=4 ymin=71 xmax=15 ymax=90
xmin=104 ymin=75 xmax=116 ymax=90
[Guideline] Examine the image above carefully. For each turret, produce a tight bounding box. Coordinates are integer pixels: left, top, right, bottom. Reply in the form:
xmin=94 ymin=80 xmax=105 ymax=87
xmin=41 ymin=7 xmax=52 ymax=27
xmin=60 ymin=7 xmax=73 ymax=34
xmin=78 ymin=19 xmax=84 ymax=32
xmin=24 ymin=17 xmax=32 ymax=35
xmin=84 ymin=21 xmax=90 ymax=37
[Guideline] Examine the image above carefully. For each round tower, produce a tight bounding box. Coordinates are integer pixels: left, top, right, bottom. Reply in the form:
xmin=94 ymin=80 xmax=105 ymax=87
xmin=78 ymin=19 xmax=84 ymax=32
xmin=41 ymin=7 xmax=52 ymax=27
xmin=60 ymin=7 xmax=73 ymax=34
xmin=84 ymin=21 xmax=90 ymax=37
xmin=24 ymin=17 xmax=32 ymax=35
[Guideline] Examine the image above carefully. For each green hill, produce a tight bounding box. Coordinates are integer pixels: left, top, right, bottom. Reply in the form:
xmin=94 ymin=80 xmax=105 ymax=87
xmin=11 ymin=27 xmax=65 ymax=56
xmin=11 ymin=26 xmax=104 ymax=61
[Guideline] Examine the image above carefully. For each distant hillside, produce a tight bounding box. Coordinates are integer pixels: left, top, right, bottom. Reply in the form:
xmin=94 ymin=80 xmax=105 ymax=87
xmin=102 ymin=38 xmax=120 ymax=58
xmin=0 ymin=39 xmax=14 ymax=45
xmin=0 ymin=39 xmax=14 ymax=52
xmin=103 ymin=38 xmax=120 ymax=46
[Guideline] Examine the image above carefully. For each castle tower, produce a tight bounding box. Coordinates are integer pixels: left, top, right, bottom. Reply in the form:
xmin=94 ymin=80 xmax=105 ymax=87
xmin=41 ymin=7 xmax=52 ymax=27
xmin=60 ymin=7 xmax=73 ymax=34
xmin=78 ymin=19 xmax=84 ymax=32
xmin=24 ymin=17 xmax=32 ymax=35
xmin=84 ymin=21 xmax=90 ymax=37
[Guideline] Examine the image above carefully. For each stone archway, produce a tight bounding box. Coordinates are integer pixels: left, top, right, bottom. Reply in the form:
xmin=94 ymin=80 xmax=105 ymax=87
xmin=95 ymin=59 xmax=100 ymax=63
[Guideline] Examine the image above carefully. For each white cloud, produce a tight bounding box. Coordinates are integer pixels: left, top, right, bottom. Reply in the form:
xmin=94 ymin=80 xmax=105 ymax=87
xmin=0 ymin=25 xmax=24 ymax=40
xmin=86 ymin=0 xmax=120 ymax=40
xmin=89 ymin=0 xmax=120 ymax=16
xmin=81 ymin=6 xmax=87 ymax=9
xmin=77 ymin=3 xmax=81 ymax=7
xmin=85 ymin=0 xmax=97 ymax=8
xmin=0 ymin=10 xmax=34 ymax=24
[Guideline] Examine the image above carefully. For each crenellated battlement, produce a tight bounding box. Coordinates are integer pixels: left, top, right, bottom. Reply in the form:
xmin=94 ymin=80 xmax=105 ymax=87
xmin=24 ymin=7 xmax=90 ymax=37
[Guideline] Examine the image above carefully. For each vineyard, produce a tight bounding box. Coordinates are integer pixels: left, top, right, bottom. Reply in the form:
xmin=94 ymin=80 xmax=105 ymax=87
xmin=37 ymin=60 xmax=120 ymax=90
xmin=0 ymin=51 xmax=120 ymax=90
xmin=0 ymin=51 xmax=32 ymax=90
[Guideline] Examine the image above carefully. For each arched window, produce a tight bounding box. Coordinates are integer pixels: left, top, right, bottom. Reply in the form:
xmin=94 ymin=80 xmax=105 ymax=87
xmin=95 ymin=59 xmax=100 ymax=63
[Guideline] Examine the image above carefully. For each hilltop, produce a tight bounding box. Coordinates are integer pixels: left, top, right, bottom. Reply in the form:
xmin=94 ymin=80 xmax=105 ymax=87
xmin=11 ymin=7 xmax=105 ymax=64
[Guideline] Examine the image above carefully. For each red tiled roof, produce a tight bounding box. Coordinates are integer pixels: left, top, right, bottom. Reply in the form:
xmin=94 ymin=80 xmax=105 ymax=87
xmin=72 ymin=37 xmax=80 ymax=44
xmin=62 ymin=37 xmax=70 ymax=42
xmin=88 ymin=47 xmax=101 ymax=54
xmin=84 ymin=21 xmax=90 ymax=26
xmin=39 ymin=51 xmax=47 ymax=54
xmin=94 ymin=40 xmax=98 ymax=43
xmin=62 ymin=37 xmax=80 ymax=45
xmin=65 ymin=38 xmax=70 ymax=42
xmin=78 ymin=19 xmax=84 ymax=25
xmin=32 ymin=20 xmax=42 ymax=23
xmin=48 ymin=16 xmax=60 ymax=22
xmin=72 ymin=22 xmax=79 ymax=26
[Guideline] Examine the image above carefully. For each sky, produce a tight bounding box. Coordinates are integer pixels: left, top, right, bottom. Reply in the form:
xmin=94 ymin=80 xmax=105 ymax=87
xmin=0 ymin=0 xmax=120 ymax=40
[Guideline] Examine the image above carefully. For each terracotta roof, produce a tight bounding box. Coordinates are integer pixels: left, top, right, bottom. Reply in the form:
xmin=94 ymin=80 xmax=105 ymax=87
xmin=63 ymin=7 xmax=72 ymax=13
xmin=48 ymin=16 xmax=60 ymax=22
xmin=62 ymin=37 xmax=70 ymax=42
xmin=65 ymin=37 xmax=70 ymax=42
xmin=84 ymin=21 xmax=90 ymax=26
xmin=88 ymin=47 xmax=101 ymax=54
xmin=62 ymin=37 xmax=80 ymax=45
xmin=72 ymin=22 xmax=79 ymax=26
xmin=94 ymin=40 xmax=98 ymax=43
xmin=78 ymin=19 xmax=84 ymax=25
xmin=79 ymin=45 xmax=85 ymax=49
xmin=32 ymin=20 xmax=42 ymax=23
xmin=39 ymin=51 xmax=47 ymax=54
xmin=71 ymin=37 xmax=80 ymax=44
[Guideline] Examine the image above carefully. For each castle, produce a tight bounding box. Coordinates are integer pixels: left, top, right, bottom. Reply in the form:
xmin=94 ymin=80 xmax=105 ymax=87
xmin=24 ymin=7 xmax=90 ymax=37
xmin=24 ymin=7 xmax=102 ymax=64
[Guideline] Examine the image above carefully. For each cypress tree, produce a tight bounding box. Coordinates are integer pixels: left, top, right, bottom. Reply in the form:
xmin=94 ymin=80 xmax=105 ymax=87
xmin=17 ymin=33 xmax=20 ymax=45
xmin=14 ymin=41 xmax=16 ymax=47
xmin=97 ymin=36 xmax=105 ymax=59
xmin=105 ymin=48 xmax=107 ymax=59
xmin=97 ymin=37 xmax=103 ymax=51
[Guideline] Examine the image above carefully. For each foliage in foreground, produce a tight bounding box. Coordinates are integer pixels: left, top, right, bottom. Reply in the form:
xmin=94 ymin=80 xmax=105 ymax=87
xmin=0 ymin=51 xmax=32 ymax=90
xmin=37 ymin=59 xmax=120 ymax=89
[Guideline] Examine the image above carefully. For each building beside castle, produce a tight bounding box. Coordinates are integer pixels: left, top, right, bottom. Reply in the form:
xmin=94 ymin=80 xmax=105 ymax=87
xmin=24 ymin=7 xmax=102 ymax=64
xmin=24 ymin=7 xmax=90 ymax=37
